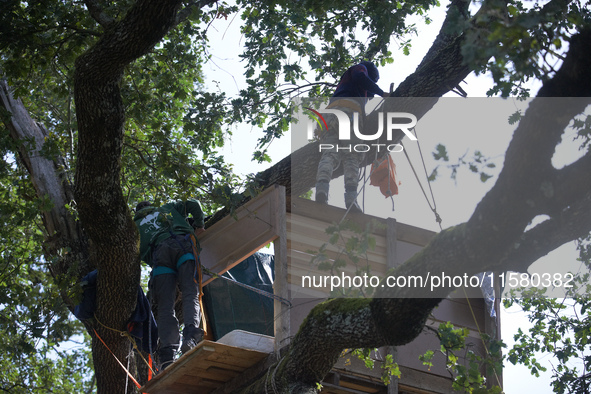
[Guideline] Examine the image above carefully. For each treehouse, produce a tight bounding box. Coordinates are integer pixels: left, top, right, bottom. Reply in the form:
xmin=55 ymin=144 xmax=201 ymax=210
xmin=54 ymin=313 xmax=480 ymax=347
xmin=141 ymin=185 xmax=501 ymax=394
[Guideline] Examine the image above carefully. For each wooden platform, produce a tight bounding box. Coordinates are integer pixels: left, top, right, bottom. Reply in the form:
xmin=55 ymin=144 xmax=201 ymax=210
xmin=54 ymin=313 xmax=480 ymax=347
xmin=140 ymin=340 xmax=269 ymax=394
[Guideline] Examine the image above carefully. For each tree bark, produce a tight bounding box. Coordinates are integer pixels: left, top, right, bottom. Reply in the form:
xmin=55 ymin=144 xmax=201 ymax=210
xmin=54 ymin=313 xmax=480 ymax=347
xmin=72 ymin=0 xmax=200 ymax=391
xmin=3 ymin=0 xmax=215 ymax=392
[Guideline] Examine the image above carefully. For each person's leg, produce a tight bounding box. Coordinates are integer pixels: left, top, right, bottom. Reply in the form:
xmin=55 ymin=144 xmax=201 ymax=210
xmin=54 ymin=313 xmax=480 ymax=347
xmin=151 ymin=238 xmax=184 ymax=369
xmin=343 ymin=155 xmax=363 ymax=213
xmin=151 ymin=272 xmax=179 ymax=369
xmin=315 ymin=129 xmax=341 ymax=203
xmin=177 ymin=259 xmax=203 ymax=353
xmin=343 ymin=111 xmax=365 ymax=212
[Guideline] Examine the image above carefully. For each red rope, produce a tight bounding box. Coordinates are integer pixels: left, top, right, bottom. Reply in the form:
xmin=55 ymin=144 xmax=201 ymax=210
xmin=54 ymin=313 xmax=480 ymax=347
xmin=93 ymin=328 xmax=145 ymax=391
xmin=148 ymin=354 xmax=153 ymax=382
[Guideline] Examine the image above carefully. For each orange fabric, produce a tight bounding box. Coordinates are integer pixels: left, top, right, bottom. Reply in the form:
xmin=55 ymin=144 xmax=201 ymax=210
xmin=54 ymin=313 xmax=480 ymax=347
xmin=370 ymin=155 xmax=400 ymax=197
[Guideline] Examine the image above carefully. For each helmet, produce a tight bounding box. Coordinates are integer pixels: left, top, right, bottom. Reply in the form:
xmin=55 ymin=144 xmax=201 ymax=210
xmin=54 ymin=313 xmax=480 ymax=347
xmin=360 ymin=61 xmax=379 ymax=82
xmin=136 ymin=201 xmax=152 ymax=211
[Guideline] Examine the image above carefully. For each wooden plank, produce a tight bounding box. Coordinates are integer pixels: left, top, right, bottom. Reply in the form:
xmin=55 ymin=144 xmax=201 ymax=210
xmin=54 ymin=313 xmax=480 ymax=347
xmin=287 ymin=212 xmax=390 ymax=273
xmin=289 ymin=242 xmax=386 ymax=273
xmin=397 ymin=365 xmax=455 ymax=394
xmin=273 ymin=185 xmax=290 ymax=350
xmin=199 ymin=186 xmax=282 ymax=285
xmin=141 ymin=340 xmax=269 ymax=394
xmin=289 ymin=197 xmax=387 ymax=237
xmin=321 ymin=382 xmax=383 ymax=393
xmin=288 ymin=237 xmax=387 ymax=270
xmin=287 ymin=212 xmax=389 ymax=248
xmin=386 ymin=218 xmax=397 ymax=270
xmin=176 ymin=366 xmax=240 ymax=384
xmin=385 ymin=219 xmax=399 ymax=394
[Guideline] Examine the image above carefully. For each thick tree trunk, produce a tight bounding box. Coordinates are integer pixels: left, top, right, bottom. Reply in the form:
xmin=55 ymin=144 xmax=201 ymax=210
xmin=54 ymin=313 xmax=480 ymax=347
xmin=4 ymin=0 xmax=214 ymax=392
xmin=72 ymin=0 xmax=188 ymax=391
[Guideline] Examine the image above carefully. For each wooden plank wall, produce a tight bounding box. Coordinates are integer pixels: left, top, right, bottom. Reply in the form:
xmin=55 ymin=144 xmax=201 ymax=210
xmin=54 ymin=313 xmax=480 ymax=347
xmin=199 ymin=185 xmax=284 ymax=286
xmin=287 ymin=197 xmax=500 ymax=390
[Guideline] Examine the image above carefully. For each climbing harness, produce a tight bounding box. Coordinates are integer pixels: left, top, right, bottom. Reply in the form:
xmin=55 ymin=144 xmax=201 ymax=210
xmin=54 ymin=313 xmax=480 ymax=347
xmin=94 ymin=315 xmax=156 ymax=376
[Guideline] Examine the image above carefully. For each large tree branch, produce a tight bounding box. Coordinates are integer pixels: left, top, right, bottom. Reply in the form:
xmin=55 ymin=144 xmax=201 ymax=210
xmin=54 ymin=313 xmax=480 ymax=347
xmin=500 ymin=189 xmax=591 ymax=273
xmin=240 ymin=27 xmax=591 ymax=394
xmin=84 ymin=0 xmax=116 ymax=27
xmin=549 ymin=151 xmax=591 ymax=214
xmin=0 ymin=80 xmax=89 ymax=289
xmin=498 ymin=149 xmax=591 ymax=273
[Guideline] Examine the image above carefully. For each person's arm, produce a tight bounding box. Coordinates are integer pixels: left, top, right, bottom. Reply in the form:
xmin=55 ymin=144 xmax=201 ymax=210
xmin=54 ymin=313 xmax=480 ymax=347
xmin=194 ymin=227 xmax=205 ymax=237
xmin=351 ymin=65 xmax=385 ymax=97
xmin=175 ymin=199 xmax=205 ymax=229
xmin=186 ymin=199 xmax=205 ymax=228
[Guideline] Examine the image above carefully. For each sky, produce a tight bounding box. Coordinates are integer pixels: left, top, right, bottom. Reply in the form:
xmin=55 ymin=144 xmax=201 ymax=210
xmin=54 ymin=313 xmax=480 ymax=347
xmin=201 ymin=3 xmax=587 ymax=393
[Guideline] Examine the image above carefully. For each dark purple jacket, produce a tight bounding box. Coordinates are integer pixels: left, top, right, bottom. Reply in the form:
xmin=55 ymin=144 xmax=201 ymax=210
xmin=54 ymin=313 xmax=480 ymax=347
xmin=332 ymin=63 xmax=385 ymax=101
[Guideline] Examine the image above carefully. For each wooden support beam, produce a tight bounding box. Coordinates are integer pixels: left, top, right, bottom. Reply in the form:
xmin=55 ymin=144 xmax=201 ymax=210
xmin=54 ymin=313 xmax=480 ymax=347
xmin=273 ymin=185 xmax=290 ymax=351
xmin=386 ymin=218 xmax=399 ymax=394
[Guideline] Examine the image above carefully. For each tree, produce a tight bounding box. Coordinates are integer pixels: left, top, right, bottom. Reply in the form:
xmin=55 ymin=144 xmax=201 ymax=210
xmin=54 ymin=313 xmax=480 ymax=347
xmin=1 ymin=0 xmax=590 ymax=393
xmin=504 ymin=237 xmax=591 ymax=394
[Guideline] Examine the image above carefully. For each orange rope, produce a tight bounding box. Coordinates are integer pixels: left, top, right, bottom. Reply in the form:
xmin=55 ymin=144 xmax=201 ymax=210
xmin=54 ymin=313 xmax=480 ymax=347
xmin=93 ymin=328 xmax=145 ymax=391
xmin=94 ymin=315 xmax=155 ymax=377
xmin=148 ymin=355 xmax=153 ymax=382
xmin=189 ymin=233 xmax=208 ymax=337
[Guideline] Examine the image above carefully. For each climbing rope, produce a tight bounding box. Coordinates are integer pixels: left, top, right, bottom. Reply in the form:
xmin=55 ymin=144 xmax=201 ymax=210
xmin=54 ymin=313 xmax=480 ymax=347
xmin=401 ymin=126 xmax=443 ymax=230
xmin=92 ymin=327 xmax=146 ymax=392
xmin=338 ymin=164 xmax=376 ymax=225
xmin=93 ymin=315 xmax=156 ymax=378
xmin=189 ymin=233 xmax=210 ymax=337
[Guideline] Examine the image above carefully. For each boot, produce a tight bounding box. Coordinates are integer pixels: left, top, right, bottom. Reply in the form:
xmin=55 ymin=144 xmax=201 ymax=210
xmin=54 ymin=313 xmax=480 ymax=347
xmin=181 ymin=325 xmax=204 ymax=354
xmin=344 ymin=191 xmax=362 ymax=214
xmin=315 ymin=181 xmax=329 ymax=204
xmin=158 ymin=346 xmax=176 ymax=370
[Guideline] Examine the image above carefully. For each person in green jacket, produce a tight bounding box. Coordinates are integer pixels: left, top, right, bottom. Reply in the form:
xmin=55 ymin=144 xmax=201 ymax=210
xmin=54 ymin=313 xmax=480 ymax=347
xmin=134 ymin=199 xmax=205 ymax=370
